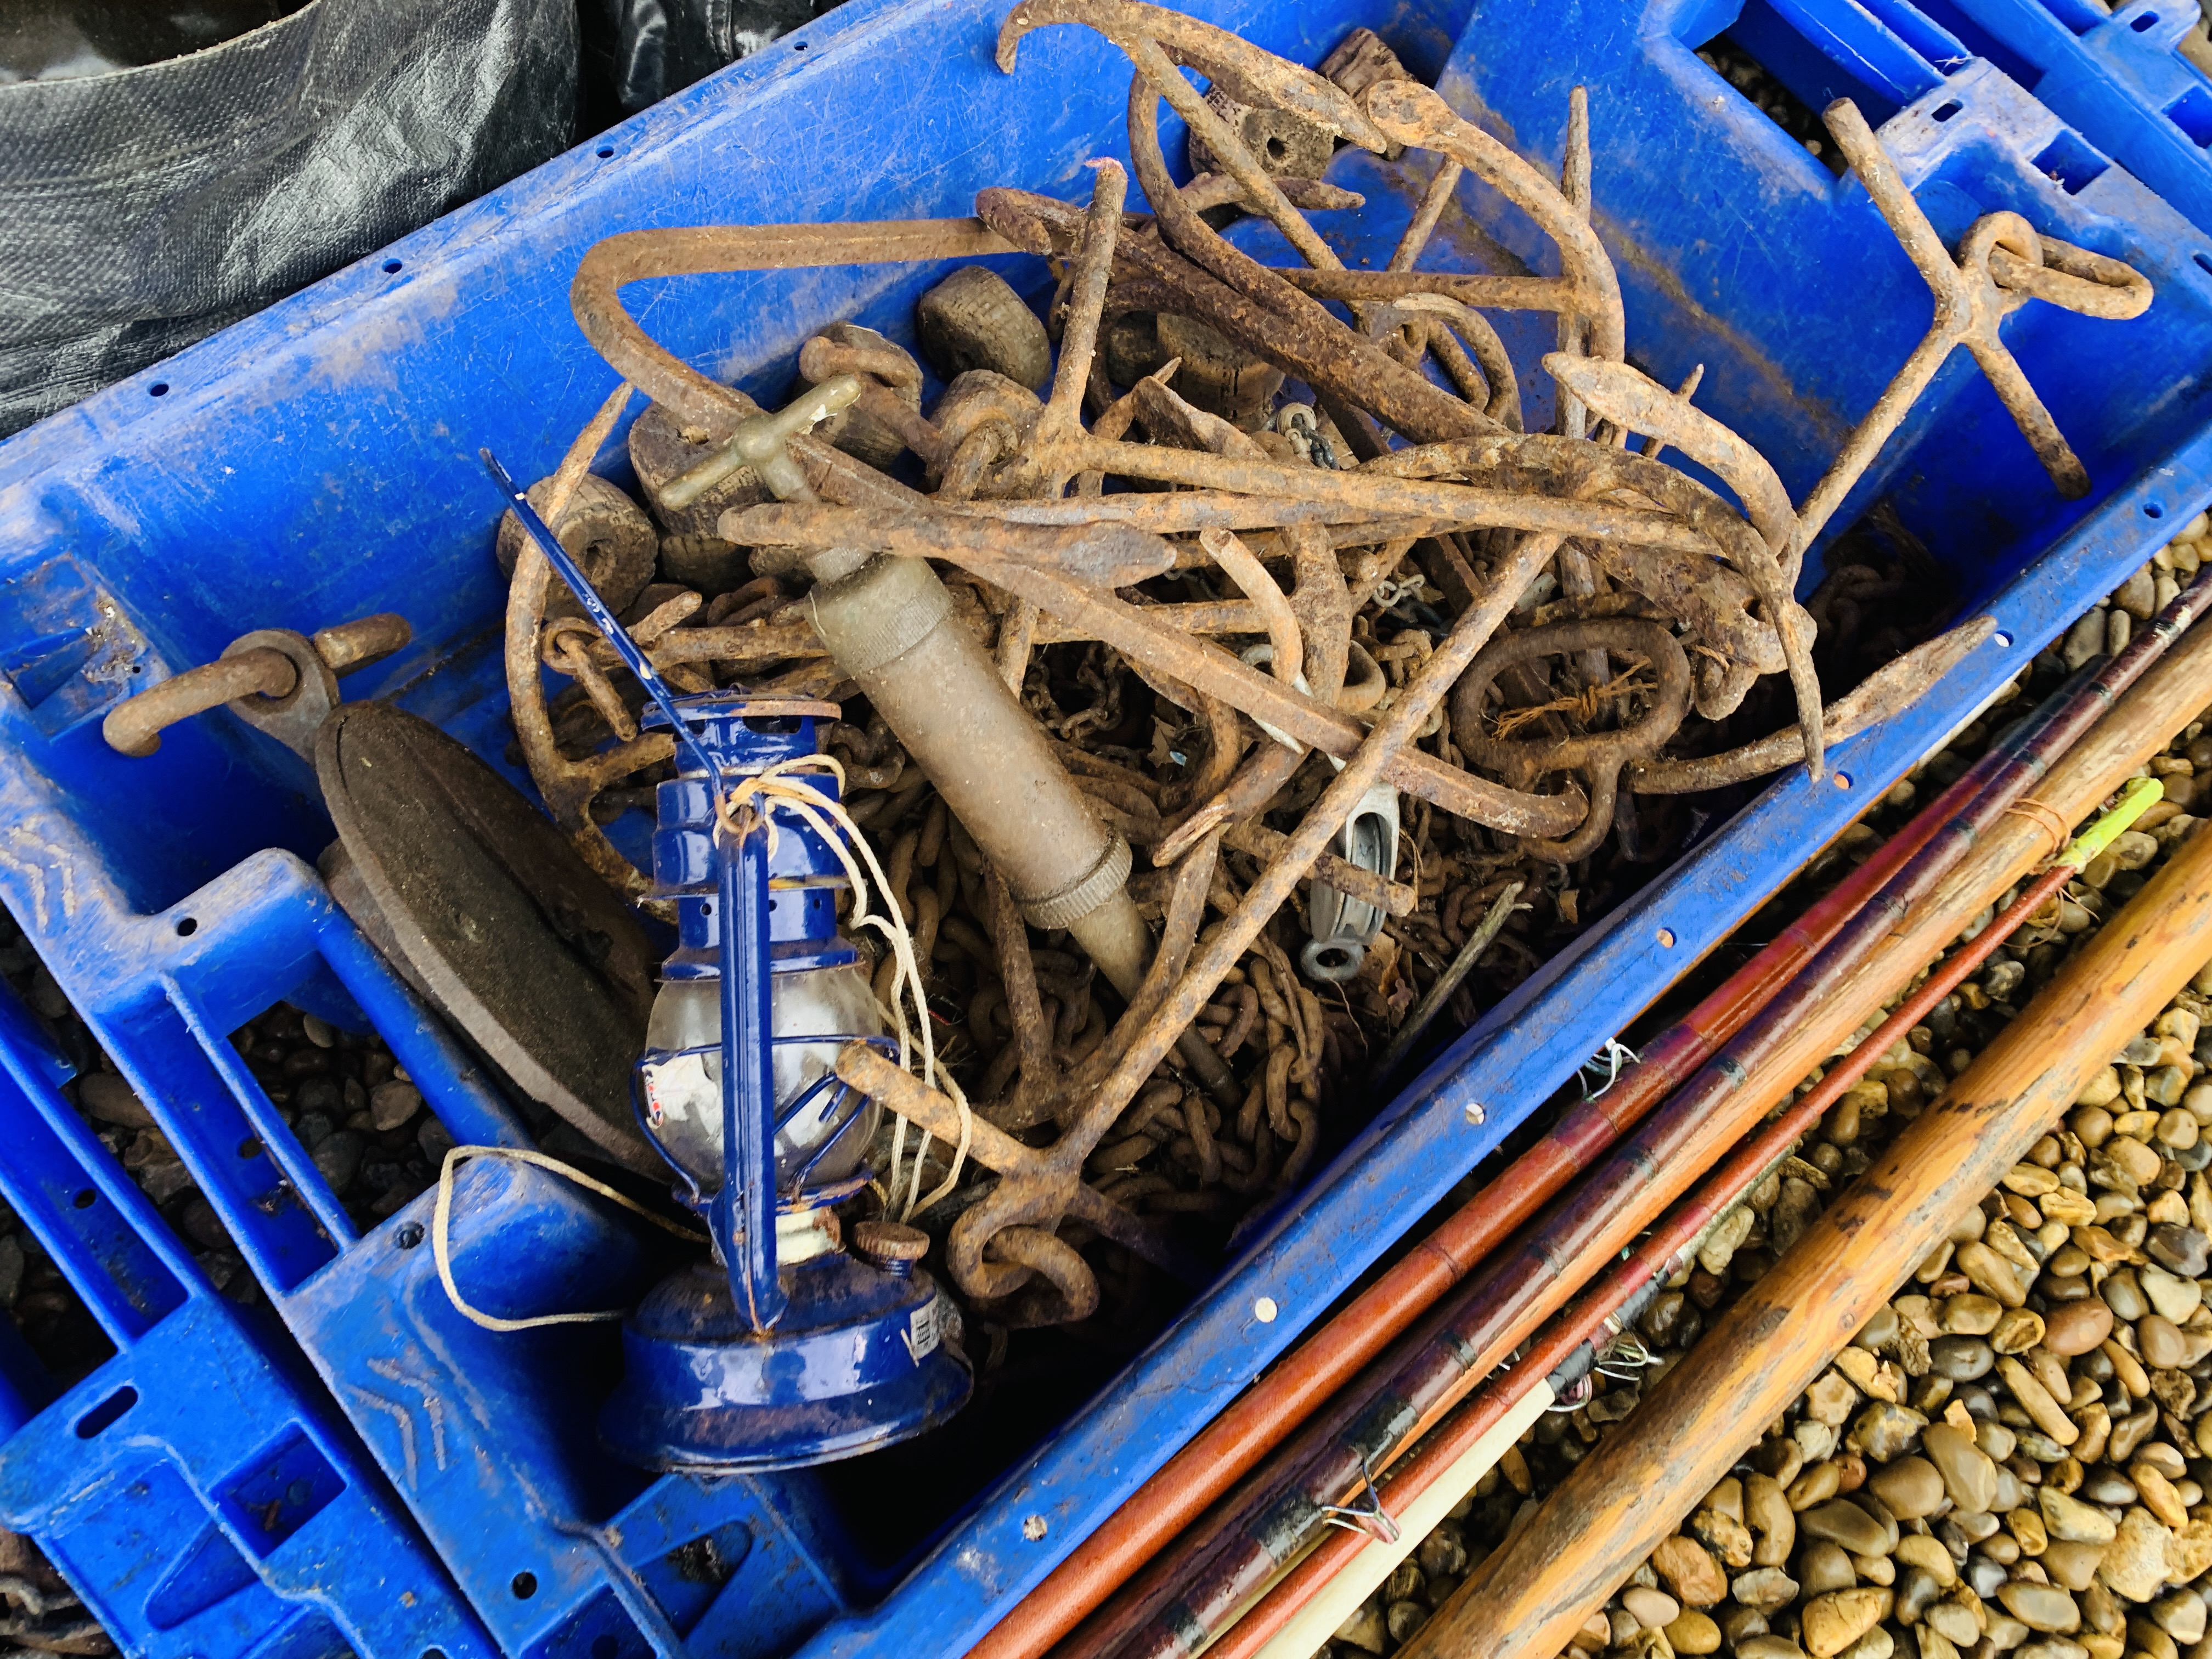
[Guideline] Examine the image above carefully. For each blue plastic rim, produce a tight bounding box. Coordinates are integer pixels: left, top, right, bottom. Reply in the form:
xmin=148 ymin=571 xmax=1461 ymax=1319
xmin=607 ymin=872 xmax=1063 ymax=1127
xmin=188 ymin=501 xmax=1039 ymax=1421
xmin=0 ymin=0 xmax=2210 ymax=1650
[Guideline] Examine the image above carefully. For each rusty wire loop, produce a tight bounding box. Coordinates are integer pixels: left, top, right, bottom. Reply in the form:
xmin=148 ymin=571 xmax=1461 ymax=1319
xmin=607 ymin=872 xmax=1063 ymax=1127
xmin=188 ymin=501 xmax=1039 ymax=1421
xmin=499 ymin=4 xmax=2153 ymax=1320
xmin=1451 ymin=618 xmax=1689 ymax=864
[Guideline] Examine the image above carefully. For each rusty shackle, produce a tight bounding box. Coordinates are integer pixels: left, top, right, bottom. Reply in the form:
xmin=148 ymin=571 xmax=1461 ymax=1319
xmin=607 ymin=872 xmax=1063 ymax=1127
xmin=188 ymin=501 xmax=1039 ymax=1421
xmin=102 ymin=612 xmax=411 ymax=759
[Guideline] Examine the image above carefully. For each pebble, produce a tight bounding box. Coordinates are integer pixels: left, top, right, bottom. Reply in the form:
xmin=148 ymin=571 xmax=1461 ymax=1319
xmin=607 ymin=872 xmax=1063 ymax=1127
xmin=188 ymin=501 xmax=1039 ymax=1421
xmin=1803 ymin=1370 xmax=1858 ymax=1425
xmin=1999 ymin=1582 xmax=2082 ymax=1633
xmin=2171 ymin=1519 xmax=2212 ymax=1581
xmin=1697 ymin=1207 xmax=1753 ymax=1278
xmin=311 ymin=1129 xmax=365 ymax=1194
xmin=2101 ymin=1134 xmax=2163 ymax=1186
xmin=2041 ymin=1188 xmax=2099 ymax=1226
xmin=1385 ymin=1601 xmax=1426 ymax=1644
xmin=1731 ymin=1569 xmax=1801 ymax=1612
xmin=369 ymin=1080 xmax=424 ymax=1132
xmin=2138 ymin=1313 xmax=2191 ymax=1369
xmin=1415 ymin=1529 xmax=1466 ymax=1580
xmin=1849 ymin=1402 xmax=1925 ymax=1462
xmin=76 ymin=1071 xmax=155 ymax=1130
xmin=2042 ymin=1298 xmax=2114 ymax=1356
xmin=2100 ymin=1507 xmax=2174 ymax=1602
xmin=1664 ymin=1610 xmax=1722 ymax=1655
xmin=1922 ymin=1423 xmax=1998 ymax=1513
xmin=1990 ymin=1307 xmax=2045 ymax=1353
xmin=2115 ymin=566 xmax=2157 ymax=619
xmin=1928 ymin=1335 xmax=1994 ymax=1379
xmin=1649 ymin=1536 xmax=1724 ymax=1609
xmin=2143 ymin=1265 xmax=2203 ymax=1324
xmin=2103 ymin=1269 xmax=2150 ymax=1321
xmin=1955 ymin=1242 xmax=2030 ymax=1306
xmin=1620 ymin=1585 xmax=1679 ymax=1630
xmin=1691 ymin=1506 xmax=1753 ymax=1568
xmin=1996 ymin=1357 xmax=2078 ymax=1444
xmin=2136 ymin=1464 xmax=2190 ymax=1530
xmin=1941 ymin=1294 xmax=2002 ymax=1335
xmin=2079 ymin=1468 xmax=2136 ymax=1506
xmin=1798 ymin=1542 xmax=1856 ymax=1596
xmin=1745 ymin=1476 xmax=1795 ymax=1567
xmin=1800 ymin=1587 xmax=1890 ymax=1658
xmin=1853 ymin=1306 xmax=1898 ymax=1350
xmin=2145 ymin=1222 xmax=2210 ymax=1276
xmin=1866 ymin=1456 xmax=1944 ymax=1520
xmin=1787 ymin=1460 xmax=1840 ymax=1510
xmin=2153 ymin=1589 xmax=2207 ymax=1644
xmin=1798 ymin=1501 xmax=1892 ymax=1558
xmin=1334 ymin=1600 xmax=1385 ymax=1652
xmin=2042 ymin=1541 xmax=2107 ymax=1593
xmin=2039 ymin=1488 xmax=2118 ymax=1545
xmin=1896 ymin=1534 xmax=1956 ymax=1588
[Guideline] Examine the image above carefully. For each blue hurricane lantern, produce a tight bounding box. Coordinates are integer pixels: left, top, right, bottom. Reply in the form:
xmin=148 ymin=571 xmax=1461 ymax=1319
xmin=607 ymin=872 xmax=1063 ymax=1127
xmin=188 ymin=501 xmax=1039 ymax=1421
xmin=483 ymin=452 xmax=971 ymax=1470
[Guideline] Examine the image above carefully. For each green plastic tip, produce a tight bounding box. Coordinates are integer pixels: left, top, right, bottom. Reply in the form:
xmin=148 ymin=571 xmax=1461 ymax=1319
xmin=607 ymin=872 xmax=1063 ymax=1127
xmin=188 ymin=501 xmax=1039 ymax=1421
xmin=2061 ymin=775 xmax=2165 ymax=870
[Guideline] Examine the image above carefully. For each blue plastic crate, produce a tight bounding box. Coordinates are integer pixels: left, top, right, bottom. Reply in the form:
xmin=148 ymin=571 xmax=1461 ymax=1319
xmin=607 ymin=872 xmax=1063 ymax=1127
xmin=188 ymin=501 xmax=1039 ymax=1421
xmin=1928 ymin=0 xmax=2212 ymax=242
xmin=0 ymin=975 xmax=495 ymax=1659
xmin=1 ymin=0 xmax=2210 ymax=1650
xmin=1708 ymin=0 xmax=2212 ymax=243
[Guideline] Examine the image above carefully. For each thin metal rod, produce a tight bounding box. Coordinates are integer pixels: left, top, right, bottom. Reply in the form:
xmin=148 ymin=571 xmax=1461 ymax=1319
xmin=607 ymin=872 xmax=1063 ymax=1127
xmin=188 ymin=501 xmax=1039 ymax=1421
xmin=1367 ymin=883 xmax=1523 ymax=1090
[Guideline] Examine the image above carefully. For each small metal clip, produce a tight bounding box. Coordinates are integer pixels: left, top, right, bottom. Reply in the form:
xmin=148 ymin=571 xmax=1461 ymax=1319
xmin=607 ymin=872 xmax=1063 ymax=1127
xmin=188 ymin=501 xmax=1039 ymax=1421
xmin=1579 ymin=1037 xmax=1640 ymax=1101
xmin=1594 ymin=1333 xmax=1658 ymax=1380
xmin=1314 ymin=1451 xmax=1402 ymax=1544
xmin=1547 ymin=1370 xmax=1594 ymax=1414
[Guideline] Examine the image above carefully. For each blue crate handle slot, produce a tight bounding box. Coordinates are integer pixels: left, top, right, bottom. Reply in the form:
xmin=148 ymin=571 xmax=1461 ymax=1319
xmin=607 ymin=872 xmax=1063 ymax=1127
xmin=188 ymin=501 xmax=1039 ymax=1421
xmin=0 ymin=973 xmax=499 ymax=1659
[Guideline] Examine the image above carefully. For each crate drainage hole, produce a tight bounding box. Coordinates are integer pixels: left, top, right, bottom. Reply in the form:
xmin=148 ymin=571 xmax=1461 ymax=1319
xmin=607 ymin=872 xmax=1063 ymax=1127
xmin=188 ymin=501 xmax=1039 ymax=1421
xmin=1994 ymin=630 xmax=2013 ymax=647
xmin=174 ymin=917 xmax=196 ymax=936
xmin=2147 ymin=502 xmax=2168 ymax=518
xmin=1933 ymin=100 xmax=1961 ymax=122
xmin=511 ymin=1572 xmax=538 ymax=1600
xmin=383 ymin=261 xmax=403 ymax=274
xmin=75 ymin=1387 xmax=137 ymax=1438
xmin=596 ymin=146 xmax=613 ymax=158
xmin=149 ymin=383 xmax=168 ymax=397
xmin=1691 ymin=30 xmax=1845 ymax=173
xmin=71 ymin=1189 xmax=94 ymax=1209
